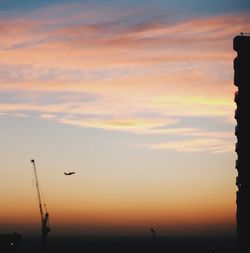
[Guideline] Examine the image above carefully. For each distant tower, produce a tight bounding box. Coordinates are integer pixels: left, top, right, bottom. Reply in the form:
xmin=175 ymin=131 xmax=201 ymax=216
xmin=233 ymin=34 xmax=250 ymax=253
xmin=150 ymin=227 xmax=157 ymax=240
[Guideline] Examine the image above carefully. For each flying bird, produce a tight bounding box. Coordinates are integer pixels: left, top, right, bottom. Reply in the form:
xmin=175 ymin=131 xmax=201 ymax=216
xmin=64 ymin=172 xmax=76 ymax=175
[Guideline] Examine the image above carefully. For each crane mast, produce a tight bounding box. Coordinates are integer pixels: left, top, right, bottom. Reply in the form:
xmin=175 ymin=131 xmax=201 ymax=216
xmin=31 ymin=159 xmax=50 ymax=247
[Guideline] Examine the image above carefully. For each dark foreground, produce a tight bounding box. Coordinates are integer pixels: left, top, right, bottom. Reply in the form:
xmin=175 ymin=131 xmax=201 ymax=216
xmin=15 ymin=236 xmax=237 ymax=253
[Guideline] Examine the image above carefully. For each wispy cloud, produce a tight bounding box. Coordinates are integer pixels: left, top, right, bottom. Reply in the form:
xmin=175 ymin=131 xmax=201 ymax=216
xmin=144 ymin=137 xmax=234 ymax=153
xmin=40 ymin=113 xmax=57 ymax=120
xmin=0 ymin=4 xmax=243 ymax=152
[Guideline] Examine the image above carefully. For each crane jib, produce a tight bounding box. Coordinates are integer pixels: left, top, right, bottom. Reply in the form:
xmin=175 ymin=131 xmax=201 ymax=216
xmin=31 ymin=159 xmax=50 ymax=241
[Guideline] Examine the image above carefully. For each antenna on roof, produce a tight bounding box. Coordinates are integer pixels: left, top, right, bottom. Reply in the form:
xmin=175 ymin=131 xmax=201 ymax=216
xmin=240 ymin=32 xmax=250 ymax=36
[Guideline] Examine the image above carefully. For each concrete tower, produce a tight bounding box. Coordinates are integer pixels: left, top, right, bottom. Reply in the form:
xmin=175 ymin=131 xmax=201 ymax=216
xmin=233 ymin=34 xmax=250 ymax=253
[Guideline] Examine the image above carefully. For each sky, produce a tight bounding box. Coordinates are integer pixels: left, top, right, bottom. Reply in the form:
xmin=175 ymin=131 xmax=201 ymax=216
xmin=0 ymin=0 xmax=249 ymax=237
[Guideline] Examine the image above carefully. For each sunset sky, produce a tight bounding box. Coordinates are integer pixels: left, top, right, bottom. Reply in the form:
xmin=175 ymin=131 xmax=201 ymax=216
xmin=0 ymin=0 xmax=249 ymax=236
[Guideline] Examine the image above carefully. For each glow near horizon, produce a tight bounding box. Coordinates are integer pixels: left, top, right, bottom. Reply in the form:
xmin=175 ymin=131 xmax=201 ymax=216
xmin=0 ymin=0 xmax=248 ymax=236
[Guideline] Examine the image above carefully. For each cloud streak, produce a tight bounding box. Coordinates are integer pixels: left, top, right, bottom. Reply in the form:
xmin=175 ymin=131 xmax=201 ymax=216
xmin=0 ymin=4 xmax=243 ymax=153
xmin=145 ymin=137 xmax=234 ymax=153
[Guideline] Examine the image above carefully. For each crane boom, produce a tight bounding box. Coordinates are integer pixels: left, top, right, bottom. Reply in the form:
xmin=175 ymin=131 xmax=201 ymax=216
xmin=31 ymin=159 xmax=44 ymax=224
xmin=31 ymin=159 xmax=50 ymax=250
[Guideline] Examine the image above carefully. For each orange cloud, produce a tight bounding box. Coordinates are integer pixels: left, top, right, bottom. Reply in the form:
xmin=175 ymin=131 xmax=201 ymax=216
xmin=0 ymin=10 xmax=242 ymax=150
xmin=0 ymin=12 xmax=248 ymax=67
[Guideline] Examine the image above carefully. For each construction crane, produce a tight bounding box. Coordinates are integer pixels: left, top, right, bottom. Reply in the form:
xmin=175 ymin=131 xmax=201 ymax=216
xmin=31 ymin=159 xmax=50 ymax=249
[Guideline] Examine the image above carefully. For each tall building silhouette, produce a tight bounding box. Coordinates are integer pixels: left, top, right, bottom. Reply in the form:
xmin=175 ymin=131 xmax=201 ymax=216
xmin=233 ymin=34 xmax=250 ymax=253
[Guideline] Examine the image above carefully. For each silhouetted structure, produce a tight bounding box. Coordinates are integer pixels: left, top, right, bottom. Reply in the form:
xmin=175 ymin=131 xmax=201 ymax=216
xmin=233 ymin=33 xmax=250 ymax=253
xmin=150 ymin=227 xmax=158 ymax=252
xmin=0 ymin=233 xmax=22 ymax=253
xmin=31 ymin=159 xmax=50 ymax=252
xmin=150 ymin=227 xmax=157 ymax=240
